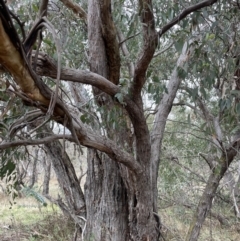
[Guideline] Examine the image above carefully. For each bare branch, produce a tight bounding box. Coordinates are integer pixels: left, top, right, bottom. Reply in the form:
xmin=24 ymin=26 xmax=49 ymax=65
xmin=0 ymin=135 xmax=74 ymax=150
xmin=159 ymin=0 xmax=218 ymax=37
xmin=34 ymin=52 xmax=120 ymax=96
xmin=196 ymin=97 xmax=214 ymax=122
xmin=170 ymin=155 xmax=206 ymax=183
xmin=173 ymin=101 xmax=203 ymax=118
xmin=199 ymin=153 xmax=214 ymax=169
xmin=8 ymin=110 xmax=43 ymax=138
xmin=118 ymin=31 xmax=141 ymax=46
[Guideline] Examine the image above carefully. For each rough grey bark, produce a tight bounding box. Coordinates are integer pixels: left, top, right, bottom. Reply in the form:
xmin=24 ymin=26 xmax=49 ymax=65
xmin=84 ymin=1 xmax=130 ymax=240
xmin=85 ymin=1 xmax=159 ymax=240
xmin=84 ymin=150 xmax=129 ymax=241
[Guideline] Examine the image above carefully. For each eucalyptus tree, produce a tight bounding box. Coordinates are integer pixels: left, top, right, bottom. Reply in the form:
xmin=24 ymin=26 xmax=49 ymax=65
xmin=1 ymin=0 xmax=237 ymax=240
xmin=159 ymin=3 xmax=240 ymax=239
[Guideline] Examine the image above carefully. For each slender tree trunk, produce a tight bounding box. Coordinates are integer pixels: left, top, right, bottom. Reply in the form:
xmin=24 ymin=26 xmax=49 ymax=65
xmin=151 ymin=41 xmax=193 ymax=213
xmin=186 ymin=143 xmax=239 ymax=241
xmin=42 ymin=156 xmax=51 ymax=195
xmin=39 ymin=126 xmax=86 ymax=227
xmin=28 ymin=149 xmax=39 ymax=188
xmin=234 ymin=161 xmax=240 ymax=197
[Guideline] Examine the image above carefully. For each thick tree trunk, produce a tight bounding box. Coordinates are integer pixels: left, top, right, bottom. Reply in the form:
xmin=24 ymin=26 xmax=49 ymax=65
xmin=84 ymin=150 xmax=130 ymax=241
xmin=85 ymin=1 xmax=131 ymax=240
xmin=86 ymin=1 xmax=158 ymax=240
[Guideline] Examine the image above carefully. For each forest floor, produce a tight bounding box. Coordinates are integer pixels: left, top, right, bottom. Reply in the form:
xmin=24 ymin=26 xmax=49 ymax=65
xmin=1 ymin=192 xmax=240 ymax=241
xmin=0 ymin=173 xmax=240 ymax=241
xmin=0 ymin=187 xmax=77 ymax=241
xmin=160 ymin=205 xmax=240 ymax=241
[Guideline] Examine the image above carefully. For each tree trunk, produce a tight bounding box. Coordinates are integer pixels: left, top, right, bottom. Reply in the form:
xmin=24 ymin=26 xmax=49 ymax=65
xmin=85 ymin=1 xmax=131 ymax=239
xmin=42 ymin=156 xmax=51 ymax=195
xmin=40 ymin=126 xmax=86 ymax=227
xmin=85 ymin=0 xmax=159 ymax=240
xmin=186 ymin=143 xmax=239 ymax=241
xmin=234 ymin=161 xmax=240 ymax=197
xmin=84 ymin=150 xmax=130 ymax=241
xmin=28 ymin=149 xmax=39 ymax=188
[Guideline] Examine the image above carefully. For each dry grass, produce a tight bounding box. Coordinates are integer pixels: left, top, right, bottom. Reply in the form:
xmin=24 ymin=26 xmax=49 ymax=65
xmin=160 ymin=206 xmax=240 ymax=241
xmin=1 ymin=161 xmax=240 ymax=241
xmin=0 ymin=193 xmax=75 ymax=241
xmin=0 ymin=148 xmax=85 ymax=241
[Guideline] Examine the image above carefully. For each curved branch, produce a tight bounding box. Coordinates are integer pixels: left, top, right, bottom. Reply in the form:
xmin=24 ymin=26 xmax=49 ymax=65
xmin=159 ymin=0 xmax=218 ymax=37
xmin=35 ymin=52 xmax=120 ymax=96
xmin=34 ymin=52 xmax=148 ymax=144
xmin=59 ymin=114 xmax=143 ymax=174
xmin=131 ymin=0 xmax=158 ymax=98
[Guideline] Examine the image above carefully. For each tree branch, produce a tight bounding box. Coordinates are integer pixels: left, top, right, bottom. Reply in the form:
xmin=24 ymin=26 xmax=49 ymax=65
xmin=199 ymin=153 xmax=214 ymax=169
xmin=159 ymin=0 xmax=218 ymax=37
xmin=34 ymin=52 xmax=120 ymax=96
xmin=153 ymin=41 xmax=174 ymax=58
xmin=0 ymin=3 xmax=143 ymax=175
xmin=60 ymin=0 xmax=87 ymax=23
xmin=39 ymin=0 xmax=49 ymax=17
xmin=0 ymin=135 xmax=74 ymax=150
xmin=33 ymin=52 xmax=146 ymax=125
xmin=99 ymin=0 xmax=120 ymax=85
xmin=117 ymin=29 xmax=135 ymax=78
xmin=130 ymin=0 xmax=158 ymax=99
